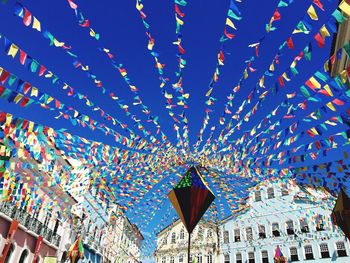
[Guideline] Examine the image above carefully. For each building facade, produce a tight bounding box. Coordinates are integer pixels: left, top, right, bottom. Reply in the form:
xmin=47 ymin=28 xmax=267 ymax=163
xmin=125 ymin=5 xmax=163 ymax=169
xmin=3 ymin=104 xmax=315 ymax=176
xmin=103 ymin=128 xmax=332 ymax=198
xmin=219 ymin=181 xmax=350 ymax=263
xmin=155 ymin=219 xmax=219 ymax=263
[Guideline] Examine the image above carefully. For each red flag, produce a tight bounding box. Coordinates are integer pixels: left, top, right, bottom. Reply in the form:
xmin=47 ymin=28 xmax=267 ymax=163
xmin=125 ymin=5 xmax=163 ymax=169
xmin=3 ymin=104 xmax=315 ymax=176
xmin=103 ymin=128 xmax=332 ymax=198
xmin=273 ymin=9 xmax=281 ymax=21
xmin=19 ymin=50 xmax=27 ymax=65
xmin=314 ymin=33 xmax=325 ymax=48
xmin=286 ymin=37 xmax=294 ymax=50
xmin=23 ymin=8 xmax=32 ymax=26
xmin=313 ymin=0 xmax=324 ymax=11
xmin=175 ymin=4 xmax=185 ymax=17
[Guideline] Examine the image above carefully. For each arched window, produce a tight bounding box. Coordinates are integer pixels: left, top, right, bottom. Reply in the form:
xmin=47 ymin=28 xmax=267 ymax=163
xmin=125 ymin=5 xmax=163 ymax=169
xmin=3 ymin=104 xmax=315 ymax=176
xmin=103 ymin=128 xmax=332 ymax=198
xmin=304 ymin=245 xmax=314 ymax=260
xmin=272 ymin=223 xmax=280 ymax=237
xmin=224 ymin=254 xmax=230 ymax=263
xmin=234 ymin=229 xmax=240 ymax=242
xmin=248 ymin=252 xmax=255 ymax=263
xmin=267 ymin=187 xmax=274 ymax=199
xmin=261 ymin=250 xmax=268 ymax=263
xmin=178 ymin=255 xmax=184 ymax=263
xmin=196 ymin=254 xmax=202 ymax=263
xmin=207 ymin=229 xmax=212 ymax=238
xmin=246 ymin=227 xmax=253 ymax=241
xmin=4 ymin=244 xmax=15 ymax=263
xmin=258 ymin=225 xmax=266 ymax=239
xmin=235 ymin=253 xmax=242 ymax=263
xmin=281 ymin=188 xmax=289 ymax=196
xmin=286 ymin=220 xmax=294 ymax=235
xmin=19 ymin=249 xmax=29 ymax=263
xmin=161 ymin=257 xmax=166 ymax=263
xmin=320 ymin=243 xmax=330 ymax=258
xmin=180 ymin=228 xmax=185 ymax=240
xmin=170 ymin=256 xmax=175 ymax=263
xmin=255 ymin=191 xmax=261 ymax=201
xmin=223 ymin=230 xmax=229 ymax=244
xmin=300 ymin=218 xmax=309 ymax=233
xmin=198 ymin=226 xmax=204 ymax=240
xmin=171 ymin=232 xmax=176 ymax=244
xmin=290 ymin=247 xmax=298 ymax=261
xmin=336 ymin=242 xmax=347 ymax=257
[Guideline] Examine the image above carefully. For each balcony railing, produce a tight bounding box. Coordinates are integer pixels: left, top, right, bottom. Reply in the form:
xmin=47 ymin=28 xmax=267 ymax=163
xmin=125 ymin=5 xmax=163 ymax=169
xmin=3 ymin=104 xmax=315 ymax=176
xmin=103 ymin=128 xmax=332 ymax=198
xmin=0 ymin=201 xmax=61 ymax=247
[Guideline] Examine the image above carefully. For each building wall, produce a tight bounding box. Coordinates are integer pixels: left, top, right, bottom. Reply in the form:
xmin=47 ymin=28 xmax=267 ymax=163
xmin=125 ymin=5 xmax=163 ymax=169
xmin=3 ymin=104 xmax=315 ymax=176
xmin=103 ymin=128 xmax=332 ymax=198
xmin=219 ymin=182 xmax=350 ymax=263
xmin=155 ymin=220 xmax=219 ymax=263
xmin=0 ymin=216 xmax=57 ymax=263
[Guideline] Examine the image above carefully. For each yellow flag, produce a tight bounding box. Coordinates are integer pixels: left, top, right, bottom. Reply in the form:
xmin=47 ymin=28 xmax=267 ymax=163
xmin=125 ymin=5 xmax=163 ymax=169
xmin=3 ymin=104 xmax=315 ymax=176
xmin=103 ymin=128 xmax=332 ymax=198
xmin=226 ymin=18 xmax=236 ymax=30
xmin=320 ymin=25 xmax=330 ymax=38
xmin=309 ymin=76 xmax=321 ymax=89
xmin=175 ymin=15 xmax=184 ymax=26
xmin=32 ymin=16 xmax=41 ymax=31
xmin=269 ymin=62 xmax=275 ymax=72
xmin=326 ymin=102 xmax=336 ymax=111
xmin=14 ymin=93 xmax=23 ymax=104
xmin=136 ymin=1 xmax=143 ymax=11
xmin=28 ymin=121 xmax=34 ymax=133
xmin=5 ymin=114 xmax=12 ymax=127
xmin=31 ymin=87 xmax=39 ymax=97
xmin=323 ymin=84 xmax=333 ymax=96
xmin=339 ymin=0 xmax=350 ymax=17
xmin=46 ymin=96 xmax=54 ymax=104
xmin=7 ymin=44 xmax=19 ymax=58
xmin=307 ymin=5 xmax=318 ymax=20
xmin=340 ymin=70 xmax=348 ymax=83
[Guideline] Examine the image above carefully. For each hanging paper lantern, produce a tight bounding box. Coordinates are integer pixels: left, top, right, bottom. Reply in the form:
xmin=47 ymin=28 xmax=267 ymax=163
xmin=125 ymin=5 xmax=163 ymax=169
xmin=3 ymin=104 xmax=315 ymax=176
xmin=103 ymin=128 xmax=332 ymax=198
xmin=331 ymin=188 xmax=350 ymax=240
xmin=168 ymin=166 xmax=215 ymax=233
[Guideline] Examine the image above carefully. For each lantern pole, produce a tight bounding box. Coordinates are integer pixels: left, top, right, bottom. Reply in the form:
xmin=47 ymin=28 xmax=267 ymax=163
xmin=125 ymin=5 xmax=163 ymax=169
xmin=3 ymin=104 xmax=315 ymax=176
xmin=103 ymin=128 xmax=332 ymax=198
xmin=187 ymin=231 xmax=191 ymax=263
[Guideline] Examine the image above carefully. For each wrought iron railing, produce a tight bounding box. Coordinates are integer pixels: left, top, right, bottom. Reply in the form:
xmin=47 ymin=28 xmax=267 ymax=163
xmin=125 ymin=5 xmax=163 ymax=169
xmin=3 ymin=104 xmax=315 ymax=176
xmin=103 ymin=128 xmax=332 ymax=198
xmin=0 ymin=201 xmax=62 ymax=247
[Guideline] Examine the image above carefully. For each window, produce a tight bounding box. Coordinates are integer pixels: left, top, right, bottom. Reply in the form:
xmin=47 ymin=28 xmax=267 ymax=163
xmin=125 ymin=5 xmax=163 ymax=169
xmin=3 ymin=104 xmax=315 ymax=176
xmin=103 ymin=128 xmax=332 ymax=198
xmin=197 ymin=255 xmax=202 ymax=263
xmin=290 ymin=247 xmax=298 ymax=262
xmin=19 ymin=249 xmax=29 ymax=263
xmin=207 ymin=230 xmax=212 ymax=238
xmin=320 ymin=243 xmax=330 ymax=258
xmin=258 ymin=225 xmax=266 ymax=239
xmin=336 ymin=242 xmax=347 ymax=257
xmin=267 ymin=187 xmax=274 ymax=199
xmin=261 ymin=250 xmax=268 ymax=263
xmin=255 ymin=191 xmax=261 ymax=201
xmin=198 ymin=226 xmax=204 ymax=240
xmin=234 ymin=229 xmax=240 ymax=242
xmin=178 ymin=255 xmax=184 ymax=263
xmin=170 ymin=257 xmax=175 ymax=263
xmin=246 ymin=227 xmax=253 ymax=241
xmin=223 ymin=230 xmax=229 ymax=244
xmin=281 ymin=188 xmax=289 ymax=196
xmin=236 ymin=253 xmax=242 ymax=263
xmin=180 ymin=228 xmax=185 ymax=239
xmin=224 ymin=254 xmax=230 ymax=263
xmin=163 ymin=237 xmax=167 ymax=245
xmin=316 ymin=215 xmax=325 ymax=231
xmin=4 ymin=244 xmax=15 ymax=263
xmin=300 ymin=219 xmax=309 ymax=233
xmin=171 ymin=232 xmax=176 ymax=244
xmin=286 ymin=220 xmax=294 ymax=235
xmin=207 ymin=254 xmax=212 ymax=263
xmin=162 ymin=257 xmax=166 ymax=263
xmin=272 ymin=223 xmax=280 ymax=237
xmin=304 ymin=245 xmax=314 ymax=260
xmin=248 ymin=252 xmax=255 ymax=263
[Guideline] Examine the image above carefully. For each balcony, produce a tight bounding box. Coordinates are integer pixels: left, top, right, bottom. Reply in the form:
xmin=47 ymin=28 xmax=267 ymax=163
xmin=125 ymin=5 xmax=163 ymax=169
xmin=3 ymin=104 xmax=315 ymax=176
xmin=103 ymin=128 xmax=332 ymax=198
xmin=0 ymin=201 xmax=61 ymax=247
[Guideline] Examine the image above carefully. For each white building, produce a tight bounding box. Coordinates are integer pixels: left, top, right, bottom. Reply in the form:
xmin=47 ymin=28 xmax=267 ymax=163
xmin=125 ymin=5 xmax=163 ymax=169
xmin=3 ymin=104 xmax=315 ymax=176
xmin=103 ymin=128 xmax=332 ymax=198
xmin=155 ymin=219 xmax=219 ymax=263
xmin=219 ymin=180 xmax=350 ymax=263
